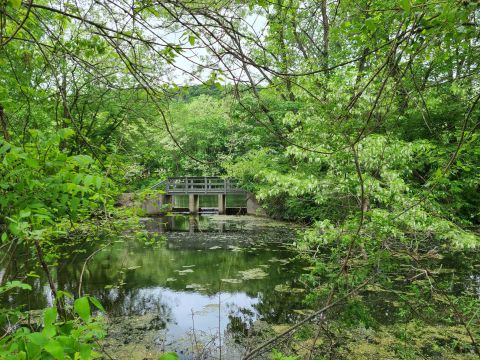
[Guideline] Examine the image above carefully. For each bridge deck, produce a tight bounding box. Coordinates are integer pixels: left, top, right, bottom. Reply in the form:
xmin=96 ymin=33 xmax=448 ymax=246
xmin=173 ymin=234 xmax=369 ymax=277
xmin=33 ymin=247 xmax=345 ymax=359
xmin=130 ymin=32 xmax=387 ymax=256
xmin=163 ymin=176 xmax=245 ymax=195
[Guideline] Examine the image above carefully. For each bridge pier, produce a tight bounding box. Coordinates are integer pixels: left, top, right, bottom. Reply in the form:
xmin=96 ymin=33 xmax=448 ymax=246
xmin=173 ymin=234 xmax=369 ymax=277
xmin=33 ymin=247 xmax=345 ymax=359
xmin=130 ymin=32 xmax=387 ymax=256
xmin=141 ymin=193 xmax=171 ymax=215
xmin=189 ymin=194 xmax=200 ymax=214
xmin=247 ymin=192 xmax=266 ymax=216
xmin=218 ymin=194 xmax=226 ymax=214
xmin=159 ymin=194 xmax=172 ymax=208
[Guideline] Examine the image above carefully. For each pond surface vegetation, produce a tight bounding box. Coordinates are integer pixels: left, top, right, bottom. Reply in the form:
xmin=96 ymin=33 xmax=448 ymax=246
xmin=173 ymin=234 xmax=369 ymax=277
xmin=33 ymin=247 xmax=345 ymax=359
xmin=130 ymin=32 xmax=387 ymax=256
xmin=1 ymin=215 xmax=479 ymax=359
xmin=1 ymin=215 xmax=309 ymax=359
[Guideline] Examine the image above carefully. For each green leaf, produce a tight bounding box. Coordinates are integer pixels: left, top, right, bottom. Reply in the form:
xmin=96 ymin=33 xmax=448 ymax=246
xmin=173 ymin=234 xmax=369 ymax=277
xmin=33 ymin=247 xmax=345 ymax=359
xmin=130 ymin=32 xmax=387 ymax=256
xmin=146 ymin=7 xmax=160 ymax=17
xmin=88 ymin=296 xmax=105 ymax=312
xmin=1 ymin=232 xmax=7 ymax=242
xmin=3 ymin=280 xmax=32 ymax=291
xmin=400 ymin=0 xmax=411 ymax=12
xmin=44 ymin=340 xmax=65 ymax=360
xmin=189 ymin=35 xmax=196 ymax=46
xmin=43 ymin=307 xmax=57 ymax=326
xmin=27 ymin=271 xmax=40 ymax=278
xmin=43 ymin=323 xmax=57 ymax=338
xmin=71 ymin=154 xmax=94 ymax=167
xmin=25 ymin=157 xmax=39 ymax=169
xmin=79 ymin=344 xmax=92 ymax=360
xmin=94 ymin=176 xmax=102 ymax=190
xmin=19 ymin=209 xmax=31 ymax=218
xmin=56 ymin=290 xmax=74 ymax=299
xmin=58 ymin=128 xmax=75 ymax=139
xmin=158 ymin=352 xmax=179 ymax=360
xmin=74 ymin=297 xmax=91 ymax=322
xmin=27 ymin=332 xmax=49 ymax=347
xmin=83 ymin=175 xmax=93 ymax=188
xmin=24 ymin=341 xmax=42 ymax=359
xmin=365 ymin=18 xmax=376 ymax=32
xmin=56 ymin=335 xmax=75 ymax=351
xmin=9 ymin=0 xmax=22 ymax=9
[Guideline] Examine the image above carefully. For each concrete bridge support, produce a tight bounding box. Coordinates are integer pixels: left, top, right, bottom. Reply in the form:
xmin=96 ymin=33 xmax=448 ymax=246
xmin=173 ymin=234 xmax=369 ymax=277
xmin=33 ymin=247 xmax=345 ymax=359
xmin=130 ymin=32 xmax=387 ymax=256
xmin=141 ymin=193 xmax=172 ymax=215
xmin=218 ymin=194 xmax=226 ymax=215
xmin=247 ymin=193 xmax=266 ymax=216
xmin=159 ymin=194 xmax=172 ymax=207
xmin=189 ymin=194 xmax=200 ymax=214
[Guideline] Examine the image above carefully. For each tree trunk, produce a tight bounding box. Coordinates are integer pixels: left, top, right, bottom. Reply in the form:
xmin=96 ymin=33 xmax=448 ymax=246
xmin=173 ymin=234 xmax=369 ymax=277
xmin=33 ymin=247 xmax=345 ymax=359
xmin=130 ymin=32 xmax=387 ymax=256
xmin=0 ymin=104 xmax=9 ymax=141
xmin=321 ymin=0 xmax=330 ymax=100
xmin=59 ymin=74 xmax=71 ymax=150
xmin=34 ymin=239 xmax=67 ymax=320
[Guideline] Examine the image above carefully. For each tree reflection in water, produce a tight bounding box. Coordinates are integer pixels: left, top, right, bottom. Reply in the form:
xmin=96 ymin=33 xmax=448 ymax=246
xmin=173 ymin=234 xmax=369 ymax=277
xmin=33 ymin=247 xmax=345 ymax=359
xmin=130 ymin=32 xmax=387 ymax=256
xmin=0 ymin=215 xmax=308 ymax=356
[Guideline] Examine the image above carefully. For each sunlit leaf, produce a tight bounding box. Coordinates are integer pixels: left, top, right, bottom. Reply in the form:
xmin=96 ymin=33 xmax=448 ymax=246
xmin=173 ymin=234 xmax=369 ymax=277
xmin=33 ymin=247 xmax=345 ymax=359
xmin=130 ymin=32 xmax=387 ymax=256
xmin=74 ymin=297 xmax=91 ymax=322
xmin=158 ymin=352 xmax=179 ymax=360
xmin=44 ymin=340 xmax=65 ymax=360
xmin=43 ymin=307 xmax=57 ymax=326
xmin=88 ymin=296 xmax=105 ymax=312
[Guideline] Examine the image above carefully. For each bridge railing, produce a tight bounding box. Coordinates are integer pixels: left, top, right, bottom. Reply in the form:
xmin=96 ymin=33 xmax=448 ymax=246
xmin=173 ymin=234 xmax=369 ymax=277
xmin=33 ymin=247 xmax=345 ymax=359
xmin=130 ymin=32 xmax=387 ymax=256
xmin=165 ymin=176 xmax=245 ymax=194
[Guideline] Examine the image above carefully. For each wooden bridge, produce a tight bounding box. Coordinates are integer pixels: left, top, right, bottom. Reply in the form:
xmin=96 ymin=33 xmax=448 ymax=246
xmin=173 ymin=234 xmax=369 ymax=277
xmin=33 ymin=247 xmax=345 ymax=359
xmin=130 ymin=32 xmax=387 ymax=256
xmin=150 ymin=176 xmax=254 ymax=215
xmin=163 ymin=176 xmax=245 ymax=195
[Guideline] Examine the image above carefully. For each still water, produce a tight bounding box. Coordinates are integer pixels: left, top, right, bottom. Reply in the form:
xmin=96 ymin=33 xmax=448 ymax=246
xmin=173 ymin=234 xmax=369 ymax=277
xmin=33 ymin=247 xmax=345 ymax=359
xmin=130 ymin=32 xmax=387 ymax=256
xmin=1 ymin=215 xmax=308 ymax=359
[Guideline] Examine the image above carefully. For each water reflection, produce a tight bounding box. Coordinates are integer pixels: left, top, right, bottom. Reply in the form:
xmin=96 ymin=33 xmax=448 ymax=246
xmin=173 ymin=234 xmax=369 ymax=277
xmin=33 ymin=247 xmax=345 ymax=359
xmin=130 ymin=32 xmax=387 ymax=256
xmin=0 ymin=215 xmax=307 ymax=358
xmin=145 ymin=215 xmax=246 ymax=233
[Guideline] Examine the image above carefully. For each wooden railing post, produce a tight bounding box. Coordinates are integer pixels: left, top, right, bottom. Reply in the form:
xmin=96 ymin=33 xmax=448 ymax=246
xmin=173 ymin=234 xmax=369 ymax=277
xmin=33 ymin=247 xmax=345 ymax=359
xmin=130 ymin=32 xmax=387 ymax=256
xmin=163 ymin=176 xmax=245 ymax=195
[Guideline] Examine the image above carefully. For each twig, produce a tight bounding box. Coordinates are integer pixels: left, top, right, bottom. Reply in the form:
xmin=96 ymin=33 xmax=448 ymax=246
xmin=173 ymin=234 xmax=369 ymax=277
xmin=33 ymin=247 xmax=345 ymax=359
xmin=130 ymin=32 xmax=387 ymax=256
xmin=78 ymin=242 xmax=111 ymax=298
xmin=218 ymin=287 xmax=222 ymax=360
xmin=242 ymin=277 xmax=372 ymax=360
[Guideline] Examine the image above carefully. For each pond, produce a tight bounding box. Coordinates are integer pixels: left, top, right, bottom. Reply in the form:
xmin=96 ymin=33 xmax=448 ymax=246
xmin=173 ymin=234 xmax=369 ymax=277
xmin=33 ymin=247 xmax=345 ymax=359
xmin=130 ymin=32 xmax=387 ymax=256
xmin=0 ymin=215 xmax=309 ymax=359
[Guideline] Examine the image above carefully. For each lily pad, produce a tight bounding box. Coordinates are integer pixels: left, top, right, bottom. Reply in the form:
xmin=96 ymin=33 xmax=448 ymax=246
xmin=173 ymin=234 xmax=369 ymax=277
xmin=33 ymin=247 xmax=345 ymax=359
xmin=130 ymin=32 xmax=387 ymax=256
xmin=221 ymin=278 xmax=243 ymax=284
xmin=268 ymin=257 xmax=290 ymax=265
xmin=274 ymin=284 xmax=305 ymax=293
xmin=209 ymin=246 xmax=222 ymax=250
xmin=166 ymin=278 xmax=177 ymax=282
xmin=175 ymin=269 xmax=194 ymax=275
xmin=185 ymin=283 xmax=206 ymax=290
xmin=127 ymin=265 xmax=141 ymax=270
xmin=238 ymin=268 xmax=268 ymax=280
